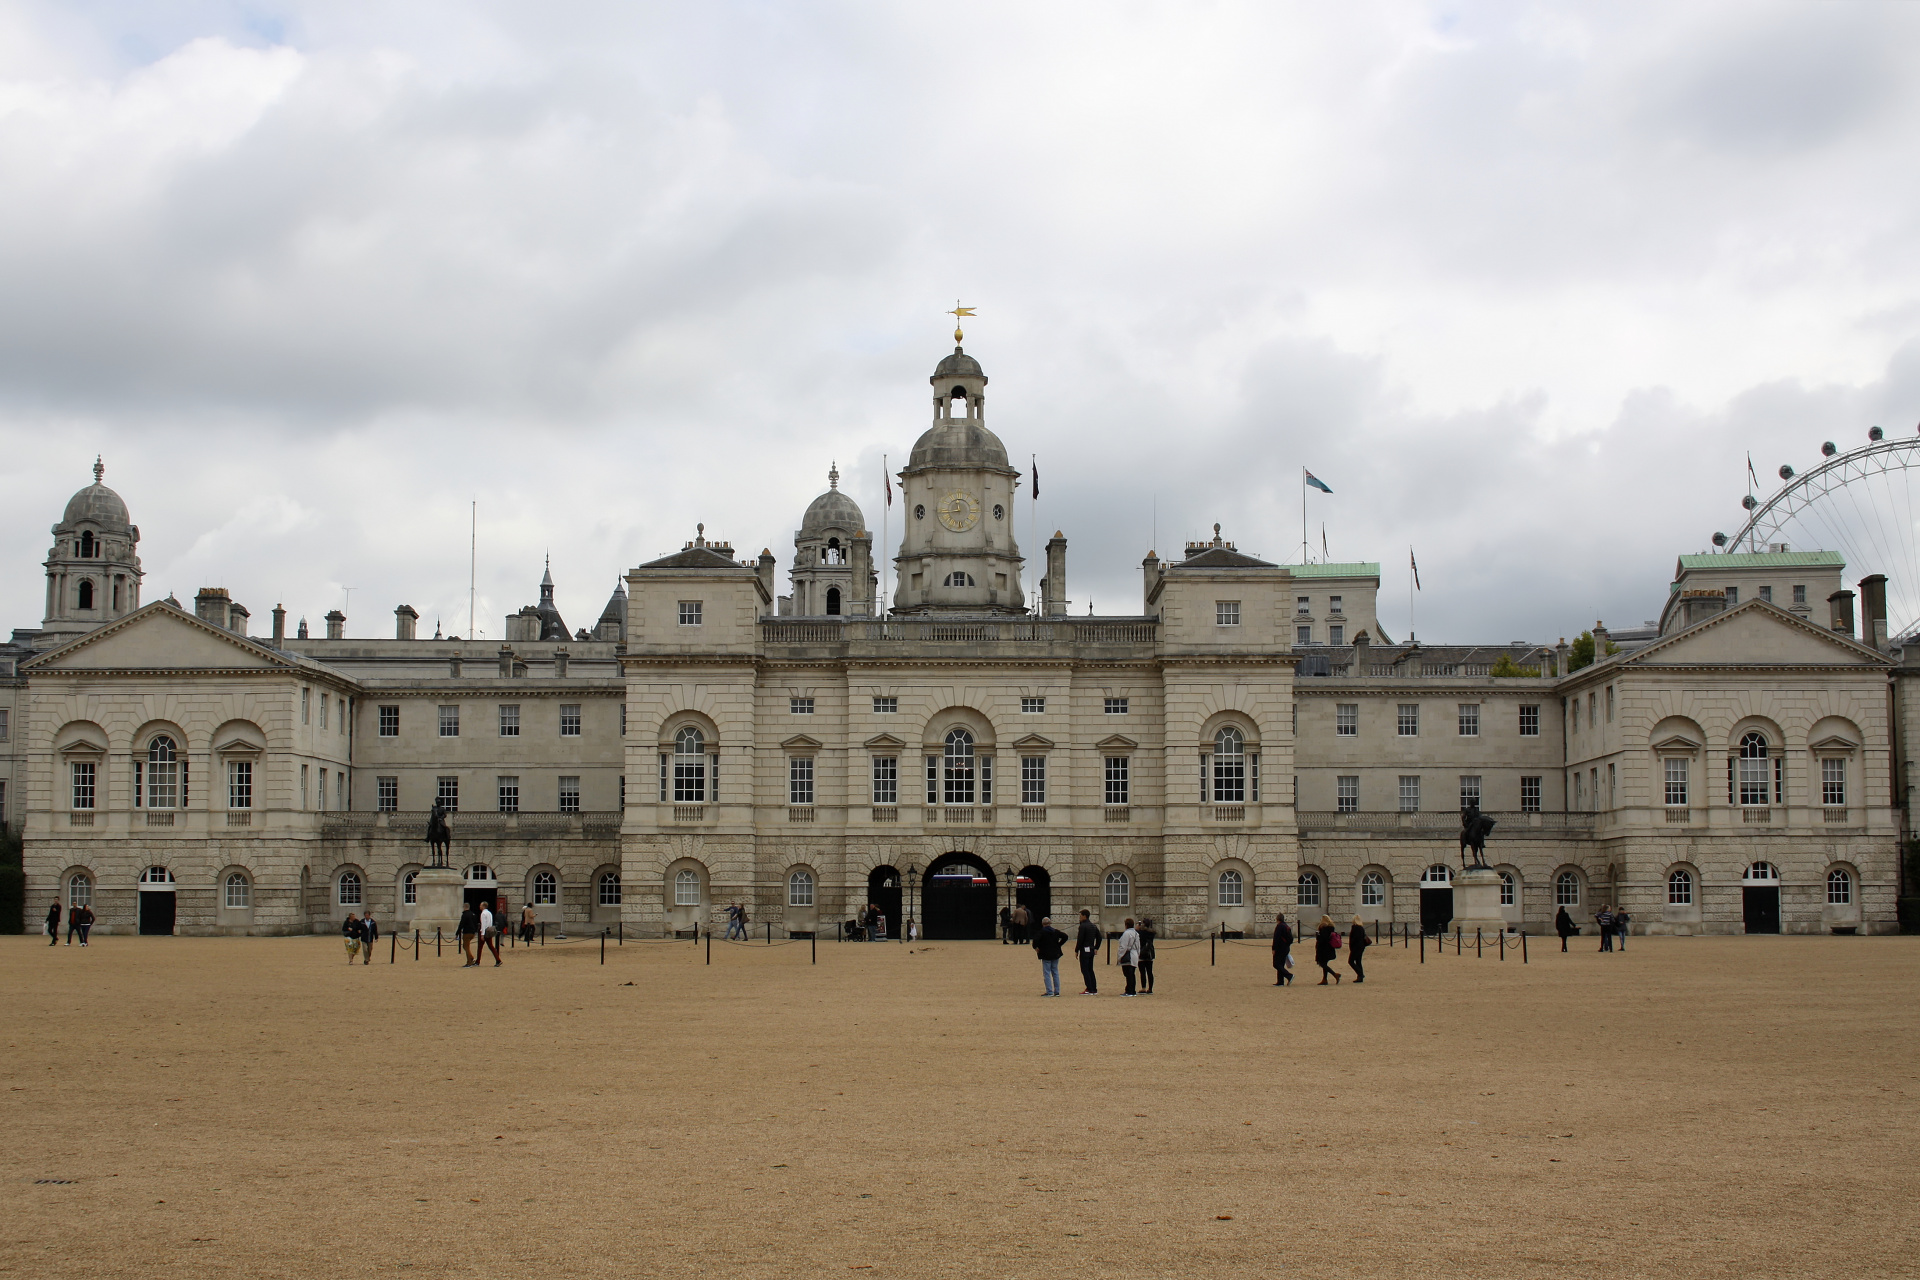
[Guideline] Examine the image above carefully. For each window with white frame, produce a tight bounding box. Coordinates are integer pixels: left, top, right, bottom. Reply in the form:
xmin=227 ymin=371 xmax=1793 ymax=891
xmin=143 ymin=736 xmax=181 ymax=809
xmin=1458 ymin=704 xmax=1480 ymax=736
xmin=1397 ymin=704 xmax=1419 ymax=736
xmin=672 ymin=726 xmax=707 ymax=802
xmin=1336 ymin=775 xmax=1358 ymax=813
xmin=1328 ymin=625 xmax=1344 ymax=645
xmin=1665 ymin=758 xmax=1689 ymax=806
xmin=673 ymin=868 xmax=701 ymax=906
xmin=1296 ymin=871 xmax=1322 ymax=906
xmin=679 ymin=601 xmax=702 ymax=626
xmin=1737 ymin=732 xmax=1772 ymax=805
xmin=338 ymin=870 xmax=363 ymax=905
xmin=71 ymin=761 xmax=96 ymax=810
xmin=1499 ymin=871 xmax=1516 ymax=906
xmin=790 ymin=697 xmax=814 ymax=714
xmin=228 ymin=760 xmax=253 ymax=809
xmin=872 ymin=756 xmax=898 ymax=805
xmin=1104 ymin=757 xmax=1130 ymax=806
xmin=620 ymin=704 xmax=627 ymax=736
xmin=317 ymin=767 xmax=327 ymax=811
xmin=1668 ymin=868 xmax=1693 ymax=905
xmin=302 ymin=687 xmax=310 ymax=724
xmin=1105 ymin=870 xmax=1130 ymax=907
xmin=873 ymin=696 xmax=898 ymax=714
xmin=379 ymin=705 xmax=399 ymax=736
xmin=67 ymin=873 xmax=93 ymax=908
xmin=1104 ymin=697 xmax=1130 ymax=715
xmin=320 ymin=693 xmax=328 ymax=730
xmin=1216 ymin=601 xmax=1240 ymax=626
xmin=1398 ymin=775 xmax=1420 ymax=812
xmin=1520 ymin=776 xmax=1541 ymax=813
xmin=1021 ymin=696 xmax=1045 ymax=714
xmin=403 ymin=870 xmax=418 ymax=905
xmin=1519 ymin=704 xmax=1539 ymax=736
xmin=1213 ymin=727 xmax=1246 ymax=802
xmin=497 ymin=777 xmax=520 ymax=813
xmin=1360 ymin=872 xmax=1385 ymax=907
xmin=1328 ymin=594 xmax=1342 ymax=614
xmin=1822 ymin=758 xmax=1846 ymax=806
xmin=788 ymin=869 xmax=815 ymax=908
xmin=1216 ymin=868 xmax=1244 ymax=906
xmin=224 ymin=873 xmax=251 ymax=909
xmin=1555 ymin=871 xmax=1580 ymax=906
xmin=1421 ymin=865 xmax=1452 ymax=887
xmin=599 ymin=871 xmax=622 ymax=906
xmin=1021 ymin=755 xmax=1046 ymax=805
xmin=789 ymin=757 xmax=815 ymax=805
xmin=1335 ymin=703 xmax=1358 ymax=736
xmin=1296 ymin=625 xmax=1312 ymax=644
xmin=0 ymin=709 xmax=8 ymax=741
xmin=1459 ymin=775 xmax=1481 ymax=810
xmin=533 ymin=870 xmax=558 ymax=905
xmin=558 ymin=776 xmax=580 ymax=813
xmin=1827 ymin=868 xmax=1853 ymax=905
xmin=560 ymin=704 xmax=582 ymax=737
xmin=438 ymin=705 xmax=459 ymax=737
xmin=298 ymin=763 xmax=308 ymax=810
xmin=436 ymin=776 xmax=459 ymax=811
xmin=943 ymin=729 xmax=976 ymax=804
xmin=1296 ymin=596 xmax=1311 ymax=615
xmin=498 ymin=704 xmax=520 ymax=737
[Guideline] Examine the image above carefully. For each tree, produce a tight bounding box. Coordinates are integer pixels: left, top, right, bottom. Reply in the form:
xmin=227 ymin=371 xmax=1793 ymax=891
xmin=1567 ymin=630 xmax=1620 ymax=673
xmin=1490 ymin=653 xmax=1540 ymax=678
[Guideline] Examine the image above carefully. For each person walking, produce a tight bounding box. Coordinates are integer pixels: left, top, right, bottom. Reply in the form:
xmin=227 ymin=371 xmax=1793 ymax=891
xmin=457 ymin=902 xmax=479 ymax=967
xmin=45 ymin=900 xmax=61 ymax=947
xmin=478 ymin=900 xmax=501 ymax=966
xmin=520 ymin=903 xmax=537 ymax=946
xmin=725 ymin=902 xmax=747 ymax=941
xmin=1033 ymin=916 xmax=1068 ymax=996
xmin=1271 ymin=912 xmax=1294 ymax=986
xmin=1595 ymin=905 xmax=1615 ymax=953
xmin=1011 ymin=903 xmax=1030 ymax=945
xmin=1555 ymin=906 xmax=1575 ymax=952
xmin=1075 ymin=910 xmax=1102 ymax=995
xmin=1137 ymin=917 xmax=1157 ymax=994
xmin=1117 ymin=918 xmax=1142 ymax=996
xmin=1614 ymin=908 xmax=1631 ymax=952
xmin=1347 ymin=917 xmax=1371 ymax=984
xmin=69 ymin=903 xmax=93 ymax=946
xmin=342 ymin=912 xmax=362 ymax=964
xmin=362 ymin=912 xmax=379 ymax=964
xmin=999 ymin=904 xmax=1013 ymax=944
xmin=1314 ymin=915 xmax=1341 ymax=985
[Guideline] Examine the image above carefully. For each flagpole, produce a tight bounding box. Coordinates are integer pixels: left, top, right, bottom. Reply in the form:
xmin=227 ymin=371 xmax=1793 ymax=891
xmin=1409 ymin=545 xmax=1416 ymax=643
xmin=1302 ymin=468 xmax=1308 ymax=564
xmin=882 ymin=454 xmax=889 ymax=617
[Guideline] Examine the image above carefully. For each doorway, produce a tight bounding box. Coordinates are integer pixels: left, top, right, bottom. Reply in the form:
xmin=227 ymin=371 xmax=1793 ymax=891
xmin=1742 ymin=861 xmax=1782 ymax=934
xmin=1016 ymin=865 xmax=1052 ymax=931
xmin=1419 ymin=864 xmax=1454 ymax=935
xmin=866 ymin=865 xmax=902 ymax=940
xmin=138 ymin=891 xmax=176 ymax=935
xmin=922 ymin=853 xmax=997 ymax=940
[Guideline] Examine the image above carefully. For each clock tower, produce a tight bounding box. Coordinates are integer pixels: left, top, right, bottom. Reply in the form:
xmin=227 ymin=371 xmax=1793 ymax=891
xmin=891 ymin=344 xmax=1027 ymax=614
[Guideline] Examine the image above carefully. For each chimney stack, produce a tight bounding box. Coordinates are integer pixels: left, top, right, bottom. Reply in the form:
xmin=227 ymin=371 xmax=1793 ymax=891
xmin=227 ymin=602 xmax=249 ymax=635
xmin=194 ymin=587 xmax=229 ymax=625
xmin=1041 ymin=532 xmax=1068 ymax=616
xmin=553 ymin=648 xmax=569 ymax=678
xmin=324 ymin=609 xmax=346 ymax=641
xmin=499 ymin=645 xmax=515 ymax=678
xmin=1829 ymin=589 xmax=1856 ymax=638
xmin=395 ymin=605 xmax=419 ymax=641
xmin=271 ymin=604 xmax=286 ymax=647
xmin=1859 ymin=575 xmax=1888 ymax=648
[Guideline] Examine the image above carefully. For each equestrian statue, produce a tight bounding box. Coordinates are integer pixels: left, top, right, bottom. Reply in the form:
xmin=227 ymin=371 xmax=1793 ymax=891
xmin=425 ymin=799 xmax=452 ymax=868
xmin=1458 ymin=803 xmax=1497 ymax=870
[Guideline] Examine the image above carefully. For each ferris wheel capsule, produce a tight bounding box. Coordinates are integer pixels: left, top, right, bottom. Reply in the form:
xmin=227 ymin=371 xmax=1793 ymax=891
xmin=1822 ymin=442 xmax=1838 ymax=457
xmin=1743 ymin=495 xmax=1758 ymax=510
xmin=1712 ymin=532 xmax=1728 ymax=547
xmin=1778 ymin=464 xmax=1795 ymax=481
xmin=1870 ymin=426 xmax=1884 ymax=441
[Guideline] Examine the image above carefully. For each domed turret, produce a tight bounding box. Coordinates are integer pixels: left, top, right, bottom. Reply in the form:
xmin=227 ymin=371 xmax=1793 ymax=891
xmin=38 ymin=456 xmax=143 ymax=648
xmin=802 ymin=465 xmax=866 ymax=534
xmin=909 ymin=345 xmax=1010 ymax=470
xmin=789 ymin=464 xmax=874 ymax=617
xmin=63 ymin=478 xmax=131 ymax=529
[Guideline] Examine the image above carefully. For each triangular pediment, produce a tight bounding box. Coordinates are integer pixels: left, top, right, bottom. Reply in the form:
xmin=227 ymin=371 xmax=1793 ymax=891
xmin=1096 ymin=734 xmax=1139 ymax=751
xmin=24 ymin=602 xmax=294 ymax=674
xmin=1012 ymin=733 xmax=1055 ymax=749
xmin=863 ymin=732 xmax=907 ymax=750
xmin=1809 ymin=734 xmax=1860 ymax=753
xmin=782 ymin=733 xmax=823 ymax=751
xmin=1623 ymin=601 xmax=1890 ymax=669
xmin=1651 ymin=734 xmax=1701 ymax=753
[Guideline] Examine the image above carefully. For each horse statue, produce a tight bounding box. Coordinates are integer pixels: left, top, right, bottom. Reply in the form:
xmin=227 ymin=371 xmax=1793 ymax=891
xmin=425 ymin=799 xmax=452 ymax=869
xmin=1459 ymin=803 xmax=1497 ymax=870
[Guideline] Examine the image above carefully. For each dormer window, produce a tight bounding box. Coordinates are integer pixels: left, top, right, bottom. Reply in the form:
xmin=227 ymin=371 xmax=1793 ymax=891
xmin=943 ymin=573 xmax=975 ymax=588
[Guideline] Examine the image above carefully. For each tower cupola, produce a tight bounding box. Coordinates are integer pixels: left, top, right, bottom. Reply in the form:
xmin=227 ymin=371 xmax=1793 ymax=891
xmin=38 ymin=456 xmax=143 ymax=649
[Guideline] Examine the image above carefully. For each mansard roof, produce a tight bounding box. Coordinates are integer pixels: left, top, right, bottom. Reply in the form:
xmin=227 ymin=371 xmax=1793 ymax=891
xmin=636 ymin=546 xmax=743 ymax=571
xmin=1174 ymin=546 xmax=1277 ymax=569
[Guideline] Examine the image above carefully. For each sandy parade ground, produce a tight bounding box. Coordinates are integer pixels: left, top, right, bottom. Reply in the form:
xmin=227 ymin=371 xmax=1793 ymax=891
xmin=1 ymin=928 xmax=1916 ymax=1279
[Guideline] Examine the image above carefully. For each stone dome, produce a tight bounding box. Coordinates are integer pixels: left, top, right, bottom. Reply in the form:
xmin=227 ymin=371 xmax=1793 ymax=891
xmin=932 ymin=345 xmax=985 ymax=380
xmin=61 ymin=460 xmax=131 ymax=529
xmin=907 ymin=419 xmax=1011 ymax=471
xmin=801 ymin=464 xmax=864 ymax=534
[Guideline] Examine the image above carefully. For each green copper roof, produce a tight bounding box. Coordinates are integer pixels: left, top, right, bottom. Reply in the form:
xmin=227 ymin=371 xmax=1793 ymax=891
xmin=1676 ymin=551 xmax=1844 ymax=570
xmin=1290 ymin=561 xmax=1380 ymax=579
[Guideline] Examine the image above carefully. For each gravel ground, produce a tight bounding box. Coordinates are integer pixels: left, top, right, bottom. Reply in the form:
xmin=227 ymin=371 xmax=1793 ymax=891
xmin=1 ymin=929 xmax=1915 ymax=1278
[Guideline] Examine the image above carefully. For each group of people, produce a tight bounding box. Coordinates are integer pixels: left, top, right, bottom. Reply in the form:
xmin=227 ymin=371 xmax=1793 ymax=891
xmin=847 ymin=904 xmax=894 ymax=941
xmin=42 ymin=900 xmax=94 ymax=946
xmin=1554 ymin=905 xmax=1632 ymax=952
xmin=341 ymin=912 xmax=380 ymax=963
xmin=999 ymin=903 xmax=1037 ymax=944
xmin=1026 ymin=910 xmax=1158 ymax=996
xmin=1269 ymin=913 xmax=1371 ymax=986
xmin=723 ymin=902 xmax=751 ymax=940
xmin=456 ymin=900 xmax=503 ymax=967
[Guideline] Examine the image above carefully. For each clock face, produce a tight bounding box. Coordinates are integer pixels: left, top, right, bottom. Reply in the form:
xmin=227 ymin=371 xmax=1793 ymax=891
xmin=936 ymin=490 xmax=981 ymax=532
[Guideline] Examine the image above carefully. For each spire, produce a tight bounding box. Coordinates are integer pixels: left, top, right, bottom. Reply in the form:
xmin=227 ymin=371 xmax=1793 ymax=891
xmin=828 ymin=462 xmax=839 ymax=491
xmin=93 ymin=455 xmax=104 ymax=484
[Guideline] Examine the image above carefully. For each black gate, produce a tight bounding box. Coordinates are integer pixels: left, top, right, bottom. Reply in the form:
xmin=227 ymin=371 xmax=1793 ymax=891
xmin=138 ymin=892 xmax=176 ymax=935
xmin=923 ymin=854 xmax=997 ymax=940
xmin=1743 ymin=886 xmax=1781 ymax=934
xmin=866 ymin=866 xmax=902 ymax=940
xmin=1420 ymin=888 xmax=1453 ymax=936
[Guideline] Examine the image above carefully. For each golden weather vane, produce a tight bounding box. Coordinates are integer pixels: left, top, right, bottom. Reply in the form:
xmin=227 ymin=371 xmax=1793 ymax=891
xmin=947 ymin=300 xmax=975 ymax=344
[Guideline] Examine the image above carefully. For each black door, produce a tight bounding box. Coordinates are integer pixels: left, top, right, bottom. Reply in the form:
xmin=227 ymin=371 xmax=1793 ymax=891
xmin=138 ymin=892 xmax=176 ymax=935
xmin=1743 ymin=887 xmax=1781 ymax=934
xmin=922 ymin=854 xmax=996 ymax=940
xmin=1017 ymin=866 xmax=1052 ymax=931
xmin=1420 ymin=887 xmax=1453 ymax=935
xmin=866 ymin=866 xmax=902 ymax=940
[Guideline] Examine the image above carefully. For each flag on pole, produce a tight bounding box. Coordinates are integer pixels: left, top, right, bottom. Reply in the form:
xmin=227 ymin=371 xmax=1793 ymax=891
xmin=1304 ymin=469 xmax=1333 ymax=494
xmin=884 ymin=456 xmax=892 ymax=507
xmin=1410 ymin=548 xmax=1422 ymax=590
xmin=1746 ymin=453 xmax=1757 ymax=489
xmin=1031 ymin=455 xmax=1039 ymax=499
xmin=1322 ymin=524 xmax=1329 ymax=560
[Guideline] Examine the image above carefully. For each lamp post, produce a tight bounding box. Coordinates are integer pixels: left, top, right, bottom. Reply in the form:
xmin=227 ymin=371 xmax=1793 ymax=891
xmin=906 ymin=863 xmax=917 ymax=942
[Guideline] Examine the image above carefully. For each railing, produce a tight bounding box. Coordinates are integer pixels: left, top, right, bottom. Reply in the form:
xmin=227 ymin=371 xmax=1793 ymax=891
xmin=1020 ymin=806 xmax=1046 ymax=823
xmin=226 ymin=811 xmax=252 ymax=827
xmin=871 ymin=806 xmax=899 ymax=823
xmin=1295 ymin=810 xmax=1596 ymax=831
xmin=1823 ymin=807 xmax=1849 ymax=824
xmin=673 ymin=805 xmax=705 ymax=823
xmin=68 ymin=811 xmax=94 ymax=827
xmin=764 ymin=622 xmax=843 ymax=644
xmin=320 ymin=811 xmax=622 ymax=836
xmin=1664 ymin=808 xmax=1691 ymax=823
xmin=1741 ymin=807 xmax=1772 ymax=824
xmin=934 ymin=806 xmax=976 ymax=823
xmin=1104 ymin=806 xmax=1131 ymax=823
xmin=145 ymin=811 xmax=175 ymax=827
xmin=1211 ymin=805 xmax=1246 ymax=821
xmin=788 ymin=806 xmax=814 ymax=823
xmin=759 ymin=618 xmax=1159 ymax=646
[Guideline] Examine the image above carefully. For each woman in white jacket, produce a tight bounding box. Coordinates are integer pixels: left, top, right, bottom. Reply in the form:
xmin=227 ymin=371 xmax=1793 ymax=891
xmin=1117 ymin=919 xmax=1142 ymax=997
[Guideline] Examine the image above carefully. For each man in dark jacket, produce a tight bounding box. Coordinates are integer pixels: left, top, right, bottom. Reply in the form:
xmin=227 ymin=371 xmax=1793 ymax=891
xmin=1555 ymin=907 xmax=1575 ymax=952
xmin=1032 ymin=916 xmax=1068 ymax=996
xmin=1075 ymin=910 xmax=1102 ymax=995
xmin=361 ymin=913 xmax=378 ymax=964
xmin=999 ymin=904 xmax=1013 ymax=944
xmin=1271 ymin=912 xmax=1293 ymax=986
xmin=45 ymin=900 xmax=61 ymax=947
xmin=457 ymin=904 xmax=480 ymax=967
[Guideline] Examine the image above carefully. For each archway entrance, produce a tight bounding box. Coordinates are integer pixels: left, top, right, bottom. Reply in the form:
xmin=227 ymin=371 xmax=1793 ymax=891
xmin=923 ymin=853 xmax=996 ymax=940
xmin=1419 ymin=865 xmax=1454 ymax=935
xmin=866 ymin=865 xmax=902 ymax=940
xmin=138 ymin=866 xmax=176 ymax=935
xmin=464 ymin=864 xmax=502 ymax=913
xmin=1742 ymin=862 xmax=1782 ymax=934
xmin=1016 ymin=866 xmax=1052 ymax=931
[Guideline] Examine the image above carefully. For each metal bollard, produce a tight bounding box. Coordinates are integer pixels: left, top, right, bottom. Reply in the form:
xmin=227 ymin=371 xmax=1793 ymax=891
xmin=437 ymin=928 xmax=442 ymax=957
xmin=540 ymin=922 xmax=545 ymax=946
xmin=391 ymin=931 xmax=396 ymax=964
xmin=1419 ymin=930 xmax=1424 ymax=964
xmin=1210 ymin=934 xmax=1216 ymax=966
xmin=601 ymin=930 xmax=606 ymax=965
xmin=619 ymin=921 xmax=624 ymax=946
xmin=1522 ymin=931 xmax=1529 ymax=964
xmin=706 ymin=929 xmax=711 ymax=965
xmin=812 ymin=933 xmax=816 ymax=965
xmin=414 ymin=928 xmax=420 ymax=961
xmin=1455 ymin=926 xmax=1462 ymax=955
xmin=1477 ymin=928 xmax=1482 ymax=958
xmin=1499 ymin=930 xmax=1505 ymax=961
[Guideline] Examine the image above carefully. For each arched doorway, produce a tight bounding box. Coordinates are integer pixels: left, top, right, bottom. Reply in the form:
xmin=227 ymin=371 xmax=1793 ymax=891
xmin=138 ymin=865 xmax=176 ymax=935
xmin=1017 ymin=866 xmax=1052 ymax=929
xmin=866 ymin=865 xmax=901 ymax=940
xmin=464 ymin=863 xmax=501 ymax=911
xmin=1742 ymin=861 xmax=1781 ymax=934
xmin=923 ymin=852 xmax=996 ymax=940
xmin=1419 ymin=864 xmax=1454 ymax=935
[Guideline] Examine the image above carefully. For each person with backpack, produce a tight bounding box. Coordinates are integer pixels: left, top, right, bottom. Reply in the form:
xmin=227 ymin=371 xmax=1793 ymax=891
xmin=1032 ymin=916 xmax=1068 ymax=997
xmin=1075 ymin=910 xmax=1102 ymax=995
xmin=1555 ymin=906 xmax=1576 ymax=952
xmin=1116 ymin=918 xmax=1142 ymax=996
xmin=1347 ymin=917 xmax=1371 ymax=984
xmin=1314 ymin=915 xmax=1341 ymax=985
xmin=1137 ymin=917 xmax=1157 ymax=994
xmin=1271 ymin=912 xmax=1294 ymax=987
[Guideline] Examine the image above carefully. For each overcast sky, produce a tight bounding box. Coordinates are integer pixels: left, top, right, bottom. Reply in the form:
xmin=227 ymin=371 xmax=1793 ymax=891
xmin=5 ymin=1 xmax=1920 ymax=645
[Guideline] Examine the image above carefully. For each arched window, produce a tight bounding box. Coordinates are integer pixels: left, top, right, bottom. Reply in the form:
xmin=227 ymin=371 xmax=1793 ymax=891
xmin=403 ymin=870 xmax=418 ymax=905
xmin=1555 ymin=871 xmax=1581 ymax=906
xmin=943 ymin=572 xmax=975 ymax=588
xmin=1217 ymin=868 xmax=1244 ymax=906
xmin=224 ymin=873 xmax=251 ymax=909
xmin=1296 ymin=872 xmax=1322 ymax=907
xmin=1360 ymin=871 xmax=1385 ymax=907
xmin=674 ymin=868 xmax=702 ymax=907
xmin=79 ymin=531 xmax=95 ymax=558
xmin=1105 ymin=870 xmax=1131 ymax=907
xmin=826 ymin=587 xmax=842 ymax=616
xmin=1827 ymin=868 xmax=1853 ymax=905
xmin=788 ymin=869 xmax=815 ymax=908
xmin=825 ymin=538 xmax=842 ymax=565
xmin=464 ymin=864 xmax=495 ymax=883
xmin=1213 ymin=726 xmax=1246 ymax=803
xmin=67 ymin=872 xmax=93 ymax=908
xmin=1421 ymin=864 xmax=1453 ymax=886
xmin=943 ymin=728 xmax=976 ymax=805
xmin=598 ymin=871 xmax=622 ymax=906
xmin=1744 ymin=861 xmax=1779 ymax=883
xmin=1668 ymin=868 xmax=1694 ymax=905
xmin=76 ymin=579 xmax=94 ymax=609
xmin=144 ymin=735 xmax=180 ymax=809
xmin=1737 ymin=732 xmax=1773 ymax=806
xmin=673 ymin=726 xmax=707 ymax=802
xmin=337 ymin=870 xmax=362 ymax=905
xmin=1499 ymin=871 xmax=1516 ymax=906
xmin=532 ymin=870 xmax=558 ymax=905
xmin=139 ymin=865 xmax=174 ymax=884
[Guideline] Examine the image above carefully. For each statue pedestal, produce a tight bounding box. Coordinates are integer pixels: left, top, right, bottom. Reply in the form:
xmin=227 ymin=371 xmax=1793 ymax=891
xmin=1453 ymin=866 xmax=1507 ymax=935
xmin=412 ymin=866 xmax=465 ymax=940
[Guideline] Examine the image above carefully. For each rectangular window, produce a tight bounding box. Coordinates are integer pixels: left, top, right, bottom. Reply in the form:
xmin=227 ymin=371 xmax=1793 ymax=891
xmin=559 ymin=704 xmax=582 ymax=737
xmin=1397 ymin=704 xmax=1419 ymax=736
xmin=789 ymin=757 xmax=815 ymax=805
xmin=1296 ymin=625 xmax=1313 ymax=644
xmin=497 ymin=776 xmax=520 ymax=813
xmin=299 ymin=763 xmax=308 ymax=810
xmin=790 ymin=697 xmax=815 ymax=714
xmin=1822 ymin=758 xmax=1846 ymax=806
xmin=1336 ymin=703 xmax=1358 ymax=736
xmin=1608 ymin=762 xmax=1616 ymax=807
xmin=1328 ymin=625 xmax=1344 ymax=645
xmin=620 ymin=704 xmax=627 ymax=736
xmin=377 ymin=776 xmax=398 ymax=812
xmin=0 ymin=708 xmax=8 ymax=741
xmin=438 ymin=705 xmax=459 ymax=737
xmin=1021 ymin=756 xmax=1046 ymax=805
xmin=1725 ymin=586 xmax=1738 ymax=605
xmin=1606 ymin=686 xmax=1614 ymax=723
xmin=317 ymin=768 xmax=327 ymax=811
xmin=1296 ymin=596 xmax=1311 ymax=615
xmin=1458 ymin=704 xmax=1480 ymax=736
xmin=559 ymin=775 xmax=581 ymax=813
xmin=337 ymin=773 xmax=344 ymax=810
xmin=1336 ymin=775 xmax=1358 ymax=813
xmin=980 ymin=755 xmax=993 ymax=806
xmin=1572 ymin=701 xmax=1579 ymax=734
xmin=1520 ymin=775 xmax=1541 ymax=813
xmin=1587 ymin=692 xmax=1597 ymax=726
xmin=228 ymin=760 xmax=253 ymax=809
xmin=1398 ymin=775 xmax=1420 ymax=812
xmin=301 ymin=687 xmax=310 ymax=724
xmin=1216 ymin=601 xmax=1240 ymax=626
xmin=1759 ymin=585 xmax=1772 ymax=603
xmin=1104 ymin=697 xmax=1130 ymax=715
xmin=872 ymin=756 xmax=898 ymax=805
xmin=873 ymin=696 xmax=899 ymax=714
xmin=1519 ymin=704 xmax=1540 ymax=736
xmin=1500 ymin=873 xmax=1515 ymax=907
xmin=1104 ymin=757 xmax=1130 ymax=806
xmin=679 ymin=601 xmax=703 ymax=626
xmin=1665 ymin=758 xmax=1688 ymax=806
xmin=926 ymin=756 xmax=939 ymax=805
xmin=498 ymin=704 xmax=520 ymax=737
xmin=1738 ymin=753 xmax=1769 ymax=806
xmin=1213 ymin=747 xmax=1245 ymax=804
xmin=1328 ymin=595 xmax=1343 ymax=614
xmin=619 ymin=776 xmax=626 ymax=809
xmin=71 ymin=761 xmax=96 ymax=810
xmin=1793 ymin=585 xmax=1807 ymax=605
xmin=436 ymin=776 xmax=459 ymax=811
xmin=1021 ymin=696 xmax=1045 ymax=714
xmin=1459 ymin=775 xmax=1481 ymax=810
xmin=672 ymin=748 xmax=706 ymax=803
xmin=378 ymin=705 xmax=399 ymax=737
xmin=320 ymin=693 xmax=328 ymax=729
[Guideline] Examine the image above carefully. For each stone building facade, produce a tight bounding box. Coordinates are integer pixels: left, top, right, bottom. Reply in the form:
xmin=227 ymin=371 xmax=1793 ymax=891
xmin=7 ymin=344 xmax=1908 ymax=936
